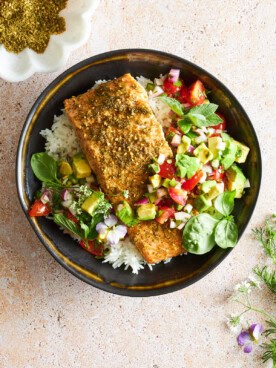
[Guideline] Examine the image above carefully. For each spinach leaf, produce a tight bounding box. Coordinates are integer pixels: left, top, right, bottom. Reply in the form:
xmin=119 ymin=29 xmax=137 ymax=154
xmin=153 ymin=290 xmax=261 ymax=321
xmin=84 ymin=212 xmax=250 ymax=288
xmin=214 ymin=216 xmax=238 ymax=248
xmin=214 ymin=190 xmax=236 ymax=216
xmin=182 ymin=214 xmax=219 ymax=254
xmin=53 ymin=213 xmax=83 ymax=238
xmin=184 ymin=103 xmax=222 ymax=128
xmin=159 ymin=96 xmax=185 ymax=116
xmin=175 ymin=154 xmax=201 ymax=178
xmin=31 ymin=153 xmax=60 ymax=186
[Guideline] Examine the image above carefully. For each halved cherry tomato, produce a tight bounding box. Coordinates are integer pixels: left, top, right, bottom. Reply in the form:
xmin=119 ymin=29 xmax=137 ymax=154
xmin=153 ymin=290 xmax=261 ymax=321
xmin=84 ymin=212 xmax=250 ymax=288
xmin=29 ymin=199 xmax=51 ymax=217
xmin=187 ymin=80 xmax=205 ymax=106
xmin=67 ymin=211 xmax=78 ymax=223
xmin=163 ymin=77 xmax=183 ymax=95
xmin=210 ymin=166 xmax=225 ymax=182
xmin=178 ymin=85 xmax=191 ymax=105
xmin=79 ymin=240 xmax=104 ymax=256
xmin=159 ymin=161 xmax=176 ymax=179
xmin=181 ymin=171 xmax=204 ymax=191
xmin=155 ymin=206 xmax=175 ymax=224
xmin=156 ymin=197 xmax=175 ymax=208
xmin=210 ymin=112 xmax=226 ymax=131
xmin=168 ymin=187 xmax=187 ymax=206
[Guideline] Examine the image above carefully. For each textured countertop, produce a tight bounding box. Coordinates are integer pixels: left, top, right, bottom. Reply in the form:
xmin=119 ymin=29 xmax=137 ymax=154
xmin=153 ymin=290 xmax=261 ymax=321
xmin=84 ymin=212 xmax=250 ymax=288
xmin=0 ymin=1 xmax=275 ymax=367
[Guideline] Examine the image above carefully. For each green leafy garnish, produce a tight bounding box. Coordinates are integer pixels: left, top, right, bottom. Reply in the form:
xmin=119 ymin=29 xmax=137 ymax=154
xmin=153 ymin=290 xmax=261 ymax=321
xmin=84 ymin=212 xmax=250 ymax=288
xmin=178 ymin=119 xmax=192 ymax=134
xmin=159 ymin=96 xmax=185 ymax=116
xmin=183 ymin=214 xmax=219 ymax=254
xmin=214 ymin=216 xmax=238 ymax=248
xmin=31 ymin=152 xmax=60 ymax=187
xmin=182 ymin=103 xmax=223 ymax=128
xmin=53 ymin=213 xmax=83 ymax=238
xmin=214 ymin=190 xmax=236 ymax=216
xmin=175 ymin=154 xmax=201 ymax=178
xmin=252 ymin=215 xmax=276 ymax=262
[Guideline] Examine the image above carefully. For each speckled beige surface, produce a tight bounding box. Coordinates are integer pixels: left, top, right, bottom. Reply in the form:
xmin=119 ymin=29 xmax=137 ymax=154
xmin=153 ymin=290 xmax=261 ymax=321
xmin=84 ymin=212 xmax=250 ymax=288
xmin=0 ymin=1 xmax=275 ymax=367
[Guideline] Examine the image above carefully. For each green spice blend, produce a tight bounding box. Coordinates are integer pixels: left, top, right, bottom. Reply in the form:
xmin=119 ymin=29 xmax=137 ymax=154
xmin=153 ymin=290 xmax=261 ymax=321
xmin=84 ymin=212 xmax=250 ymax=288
xmin=0 ymin=0 xmax=68 ymax=54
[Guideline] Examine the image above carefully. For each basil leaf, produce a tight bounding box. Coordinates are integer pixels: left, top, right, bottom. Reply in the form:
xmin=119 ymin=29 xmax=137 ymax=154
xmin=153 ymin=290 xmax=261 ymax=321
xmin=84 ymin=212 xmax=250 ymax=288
xmin=53 ymin=213 xmax=83 ymax=238
xmin=183 ymin=214 xmax=219 ymax=255
xmin=214 ymin=190 xmax=236 ymax=216
xmin=178 ymin=119 xmax=192 ymax=134
xmin=31 ymin=153 xmax=59 ymax=185
xmin=159 ymin=96 xmax=184 ymax=116
xmin=215 ymin=217 xmax=238 ymax=248
xmin=175 ymin=154 xmax=201 ymax=178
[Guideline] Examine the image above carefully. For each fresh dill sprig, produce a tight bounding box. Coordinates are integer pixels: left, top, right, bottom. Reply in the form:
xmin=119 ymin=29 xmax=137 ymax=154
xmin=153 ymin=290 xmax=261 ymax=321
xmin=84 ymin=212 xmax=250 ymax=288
xmin=261 ymin=320 xmax=276 ymax=364
xmin=254 ymin=266 xmax=276 ymax=294
xmin=252 ymin=214 xmax=276 ymax=263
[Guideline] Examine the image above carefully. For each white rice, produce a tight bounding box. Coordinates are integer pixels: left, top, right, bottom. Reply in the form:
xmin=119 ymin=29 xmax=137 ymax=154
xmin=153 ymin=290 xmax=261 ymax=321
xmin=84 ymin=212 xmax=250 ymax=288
xmin=41 ymin=76 xmax=171 ymax=273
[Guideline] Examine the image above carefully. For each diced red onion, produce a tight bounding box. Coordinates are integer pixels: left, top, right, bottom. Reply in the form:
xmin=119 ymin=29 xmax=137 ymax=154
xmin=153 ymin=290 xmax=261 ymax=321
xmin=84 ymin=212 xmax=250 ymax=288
xmin=155 ymin=198 xmax=162 ymax=206
xmin=168 ymin=69 xmax=180 ymax=83
xmin=61 ymin=189 xmax=73 ymax=201
xmin=156 ymin=188 xmax=167 ymax=198
xmin=40 ymin=189 xmax=52 ymax=204
xmin=157 ymin=153 xmax=166 ymax=165
xmin=187 ymin=145 xmax=195 ymax=153
xmin=134 ymin=197 xmax=149 ymax=206
xmin=61 ymin=199 xmax=72 ymax=208
xmin=151 ymin=86 xmax=164 ymax=97
xmin=171 ymin=134 xmax=182 ymax=147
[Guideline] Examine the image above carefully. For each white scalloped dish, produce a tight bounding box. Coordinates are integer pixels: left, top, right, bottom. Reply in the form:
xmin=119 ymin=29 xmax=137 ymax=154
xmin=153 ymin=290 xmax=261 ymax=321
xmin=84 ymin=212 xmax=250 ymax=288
xmin=0 ymin=0 xmax=99 ymax=83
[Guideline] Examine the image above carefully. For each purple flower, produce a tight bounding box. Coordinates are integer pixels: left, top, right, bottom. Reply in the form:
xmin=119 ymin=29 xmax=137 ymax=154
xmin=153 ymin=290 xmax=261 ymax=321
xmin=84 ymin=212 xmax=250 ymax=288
xmin=237 ymin=323 xmax=263 ymax=353
xmin=96 ymin=215 xmax=127 ymax=245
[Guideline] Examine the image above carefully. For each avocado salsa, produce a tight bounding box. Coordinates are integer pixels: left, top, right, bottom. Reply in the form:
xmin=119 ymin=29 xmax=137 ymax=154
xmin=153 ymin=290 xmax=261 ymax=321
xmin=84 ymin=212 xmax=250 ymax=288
xmin=28 ymin=69 xmax=250 ymax=259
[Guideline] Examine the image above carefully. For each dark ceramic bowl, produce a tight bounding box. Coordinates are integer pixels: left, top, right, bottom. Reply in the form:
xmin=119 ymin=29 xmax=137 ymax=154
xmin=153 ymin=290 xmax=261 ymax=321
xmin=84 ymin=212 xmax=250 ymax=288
xmin=16 ymin=49 xmax=261 ymax=296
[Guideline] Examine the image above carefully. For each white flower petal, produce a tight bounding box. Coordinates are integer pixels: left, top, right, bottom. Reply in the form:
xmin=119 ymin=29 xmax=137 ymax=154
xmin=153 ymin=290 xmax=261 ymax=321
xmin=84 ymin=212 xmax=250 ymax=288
xmin=104 ymin=214 xmax=118 ymax=227
xmin=114 ymin=225 xmax=128 ymax=239
xmin=96 ymin=222 xmax=108 ymax=235
xmin=107 ymin=230 xmax=120 ymax=245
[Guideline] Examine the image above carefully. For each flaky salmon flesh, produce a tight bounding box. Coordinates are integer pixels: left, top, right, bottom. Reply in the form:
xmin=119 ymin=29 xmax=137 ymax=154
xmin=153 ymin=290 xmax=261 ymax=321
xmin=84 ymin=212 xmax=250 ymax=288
xmin=64 ymin=74 xmax=184 ymax=264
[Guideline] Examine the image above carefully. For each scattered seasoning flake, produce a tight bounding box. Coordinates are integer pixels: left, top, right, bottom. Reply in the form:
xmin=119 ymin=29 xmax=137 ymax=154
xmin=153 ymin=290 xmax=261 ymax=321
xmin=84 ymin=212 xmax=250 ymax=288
xmin=0 ymin=0 xmax=68 ymax=54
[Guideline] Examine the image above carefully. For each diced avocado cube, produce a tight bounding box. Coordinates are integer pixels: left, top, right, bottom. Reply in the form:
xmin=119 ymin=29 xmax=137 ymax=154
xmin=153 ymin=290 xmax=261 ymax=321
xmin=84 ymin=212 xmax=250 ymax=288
xmin=233 ymin=139 xmax=250 ymax=163
xmin=81 ymin=192 xmax=102 ymax=215
xmin=194 ymin=194 xmax=212 ymax=212
xmin=205 ymin=206 xmax=224 ymax=220
xmin=116 ymin=201 xmax=139 ymax=226
xmin=59 ymin=161 xmax=73 ymax=176
xmin=147 ymin=192 xmax=157 ymax=204
xmin=201 ymin=180 xmax=217 ymax=193
xmin=208 ymin=137 xmax=223 ymax=159
xmin=205 ymin=183 xmax=224 ymax=200
xmin=169 ymin=178 xmax=177 ymax=187
xmin=149 ymin=174 xmax=161 ymax=189
xmin=225 ymin=164 xmax=246 ymax=198
xmin=162 ymin=178 xmax=171 ymax=188
xmin=193 ymin=143 xmax=213 ymax=164
xmin=137 ymin=204 xmax=157 ymax=220
xmin=203 ymin=99 xmax=210 ymax=104
xmin=176 ymin=204 xmax=183 ymax=211
xmin=177 ymin=136 xmax=191 ymax=154
xmin=72 ymin=158 xmax=91 ymax=179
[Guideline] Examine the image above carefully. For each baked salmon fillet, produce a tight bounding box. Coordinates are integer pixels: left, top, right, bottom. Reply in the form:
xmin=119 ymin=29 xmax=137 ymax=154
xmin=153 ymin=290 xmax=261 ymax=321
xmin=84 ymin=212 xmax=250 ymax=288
xmin=64 ymin=73 xmax=184 ymax=264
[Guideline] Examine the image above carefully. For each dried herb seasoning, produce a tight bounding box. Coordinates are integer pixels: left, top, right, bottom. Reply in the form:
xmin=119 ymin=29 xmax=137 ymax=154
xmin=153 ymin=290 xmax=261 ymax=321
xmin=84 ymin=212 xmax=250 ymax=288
xmin=0 ymin=0 xmax=68 ymax=54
